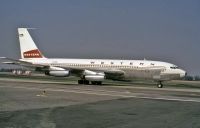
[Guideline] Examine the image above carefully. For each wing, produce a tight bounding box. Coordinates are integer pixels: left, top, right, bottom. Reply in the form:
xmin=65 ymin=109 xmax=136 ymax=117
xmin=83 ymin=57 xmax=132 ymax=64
xmin=65 ymin=67 xmax=125 ymax=79
xmin=0 ymin=57 xmax=47 ymax=69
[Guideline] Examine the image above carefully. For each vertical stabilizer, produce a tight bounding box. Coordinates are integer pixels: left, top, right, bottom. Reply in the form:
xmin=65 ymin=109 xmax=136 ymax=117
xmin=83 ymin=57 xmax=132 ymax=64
xmin=18 ymin=28 xmax=45 ymax=59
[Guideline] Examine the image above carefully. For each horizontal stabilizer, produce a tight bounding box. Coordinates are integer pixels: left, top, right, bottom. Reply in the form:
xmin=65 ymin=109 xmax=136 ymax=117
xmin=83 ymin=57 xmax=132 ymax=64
xmin=0 ymin=57 xmax=46 ymax=68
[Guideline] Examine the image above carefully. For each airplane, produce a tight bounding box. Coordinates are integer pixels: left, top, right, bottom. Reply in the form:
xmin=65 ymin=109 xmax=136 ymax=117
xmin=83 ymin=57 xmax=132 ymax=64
xmin=0 ymin=28 xmax=187 ymax=88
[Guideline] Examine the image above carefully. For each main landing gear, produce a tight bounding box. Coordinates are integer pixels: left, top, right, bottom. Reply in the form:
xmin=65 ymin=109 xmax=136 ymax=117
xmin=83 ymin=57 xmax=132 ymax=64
xmin=91 ymin=81 xmax=102 ymax=85
xmin=157 ymin=81 xmax=163 ymax=88
xmin=78 ymin=79 xmax=89 ymax=85
xmin=78 ymin=80 xmax=102 ymax=85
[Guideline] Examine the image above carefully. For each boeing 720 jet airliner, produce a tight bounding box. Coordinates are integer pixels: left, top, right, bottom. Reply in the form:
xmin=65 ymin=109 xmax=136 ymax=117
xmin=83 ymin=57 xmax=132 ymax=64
xmin=1 ymin=28 xmax=186 ymax=88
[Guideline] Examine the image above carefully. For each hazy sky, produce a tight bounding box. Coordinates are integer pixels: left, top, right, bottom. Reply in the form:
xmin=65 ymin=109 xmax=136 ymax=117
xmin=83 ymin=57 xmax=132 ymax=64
xmin=0 ymin=0 xmax=200 ymax=75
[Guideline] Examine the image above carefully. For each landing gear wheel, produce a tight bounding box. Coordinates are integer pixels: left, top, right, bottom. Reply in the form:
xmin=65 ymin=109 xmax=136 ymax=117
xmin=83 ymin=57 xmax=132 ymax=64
xmin=157 ymin=82 xmax=163 ymax=88
xmin=91 ymin=81 xmax=102 ymax=85
xmin=96 ymin=81 xmax=102 ymax=85
xmin=78 ymin=80 xmax=89 ymax=85
xmin=78 ymin=80 xmax=83 ymax=84
xmin=83 ymin=80 xmax=89 ymax=85
xmin=91 ymin=81 xmax=96 ymax=85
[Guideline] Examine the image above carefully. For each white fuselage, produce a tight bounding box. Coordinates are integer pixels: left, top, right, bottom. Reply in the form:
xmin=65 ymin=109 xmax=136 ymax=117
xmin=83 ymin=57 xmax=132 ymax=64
xmin=21 ymin=58 xmax=186 ymax=81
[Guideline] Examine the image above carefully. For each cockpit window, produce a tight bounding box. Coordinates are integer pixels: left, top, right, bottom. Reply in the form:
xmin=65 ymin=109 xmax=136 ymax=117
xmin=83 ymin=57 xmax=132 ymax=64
xmin=170 ymin=66 xmax=179 ymax=69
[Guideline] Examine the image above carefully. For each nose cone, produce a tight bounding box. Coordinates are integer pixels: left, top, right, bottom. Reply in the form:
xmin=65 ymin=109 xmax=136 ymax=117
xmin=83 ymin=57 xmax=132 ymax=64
xmin=179 ymin=69 xmax=187 ymax=78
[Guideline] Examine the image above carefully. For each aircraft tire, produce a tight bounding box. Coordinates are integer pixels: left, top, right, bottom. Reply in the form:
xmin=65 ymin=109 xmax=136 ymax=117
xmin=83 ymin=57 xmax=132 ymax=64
xmin=78 ymin=80 xmax=83 ymax=84
xmin=91 ymin=81 xmax=102 ymax=85
xmin=157 ymin=83 xmax=163 ymax=88
xmin=84 ymin=80 xmax=90 ymax=85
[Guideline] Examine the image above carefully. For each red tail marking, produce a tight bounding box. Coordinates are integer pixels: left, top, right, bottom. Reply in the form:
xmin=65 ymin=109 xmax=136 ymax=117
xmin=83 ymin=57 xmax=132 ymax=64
xmin=23 ymin=49 xmax=43 ymax=58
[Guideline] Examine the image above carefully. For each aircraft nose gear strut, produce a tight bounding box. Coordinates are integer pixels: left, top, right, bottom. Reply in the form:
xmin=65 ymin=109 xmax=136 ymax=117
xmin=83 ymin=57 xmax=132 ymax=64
xmin=157 ymin=81 xmax=163 ymax=88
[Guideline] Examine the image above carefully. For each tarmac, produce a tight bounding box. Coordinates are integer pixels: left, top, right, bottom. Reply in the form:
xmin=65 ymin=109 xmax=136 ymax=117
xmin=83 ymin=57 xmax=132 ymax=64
xmin=0 ymin=78 xmax=200 ymax=128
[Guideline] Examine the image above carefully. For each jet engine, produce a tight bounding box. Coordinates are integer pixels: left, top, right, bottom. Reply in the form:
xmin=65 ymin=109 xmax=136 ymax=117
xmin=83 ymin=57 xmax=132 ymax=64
xmin=45 ymin=70 xmax=70 ymax=77
xmin=83 ymin=70 xmax=105 ymax=81
xmin=45 ymin=67 xmax=70 ymax=77
xmin=85 ymin=75 xmax=105 ymax=81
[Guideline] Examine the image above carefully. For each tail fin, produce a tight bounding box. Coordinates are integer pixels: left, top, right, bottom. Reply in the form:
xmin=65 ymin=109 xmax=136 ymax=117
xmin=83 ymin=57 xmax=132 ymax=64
xmin=18 ymin=28 xmax=45 ymax=59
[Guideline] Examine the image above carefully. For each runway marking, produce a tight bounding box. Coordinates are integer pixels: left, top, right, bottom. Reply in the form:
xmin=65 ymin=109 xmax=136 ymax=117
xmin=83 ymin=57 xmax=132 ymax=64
xmin=1 ymin=85 xmax=200 ymax=103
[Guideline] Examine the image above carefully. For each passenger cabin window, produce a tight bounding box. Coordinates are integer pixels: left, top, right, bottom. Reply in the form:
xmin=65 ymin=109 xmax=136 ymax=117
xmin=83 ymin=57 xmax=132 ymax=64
xmin=101 ymin=62 xmax=104 ymax=65
xmin=140 ymin=63 xmax=144 ymax=65
xmin=111 ymin=62 xmax=114 ymax=65
xmin=150 ymin=63 xmax=155 ymax=66
xmin=130 ymin=62 xmax=133 ymax=65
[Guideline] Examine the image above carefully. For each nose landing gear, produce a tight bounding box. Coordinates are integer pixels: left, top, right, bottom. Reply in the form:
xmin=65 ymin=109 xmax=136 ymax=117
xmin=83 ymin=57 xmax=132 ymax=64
xmin=157 ymin=81 xmax=163 ymax=88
